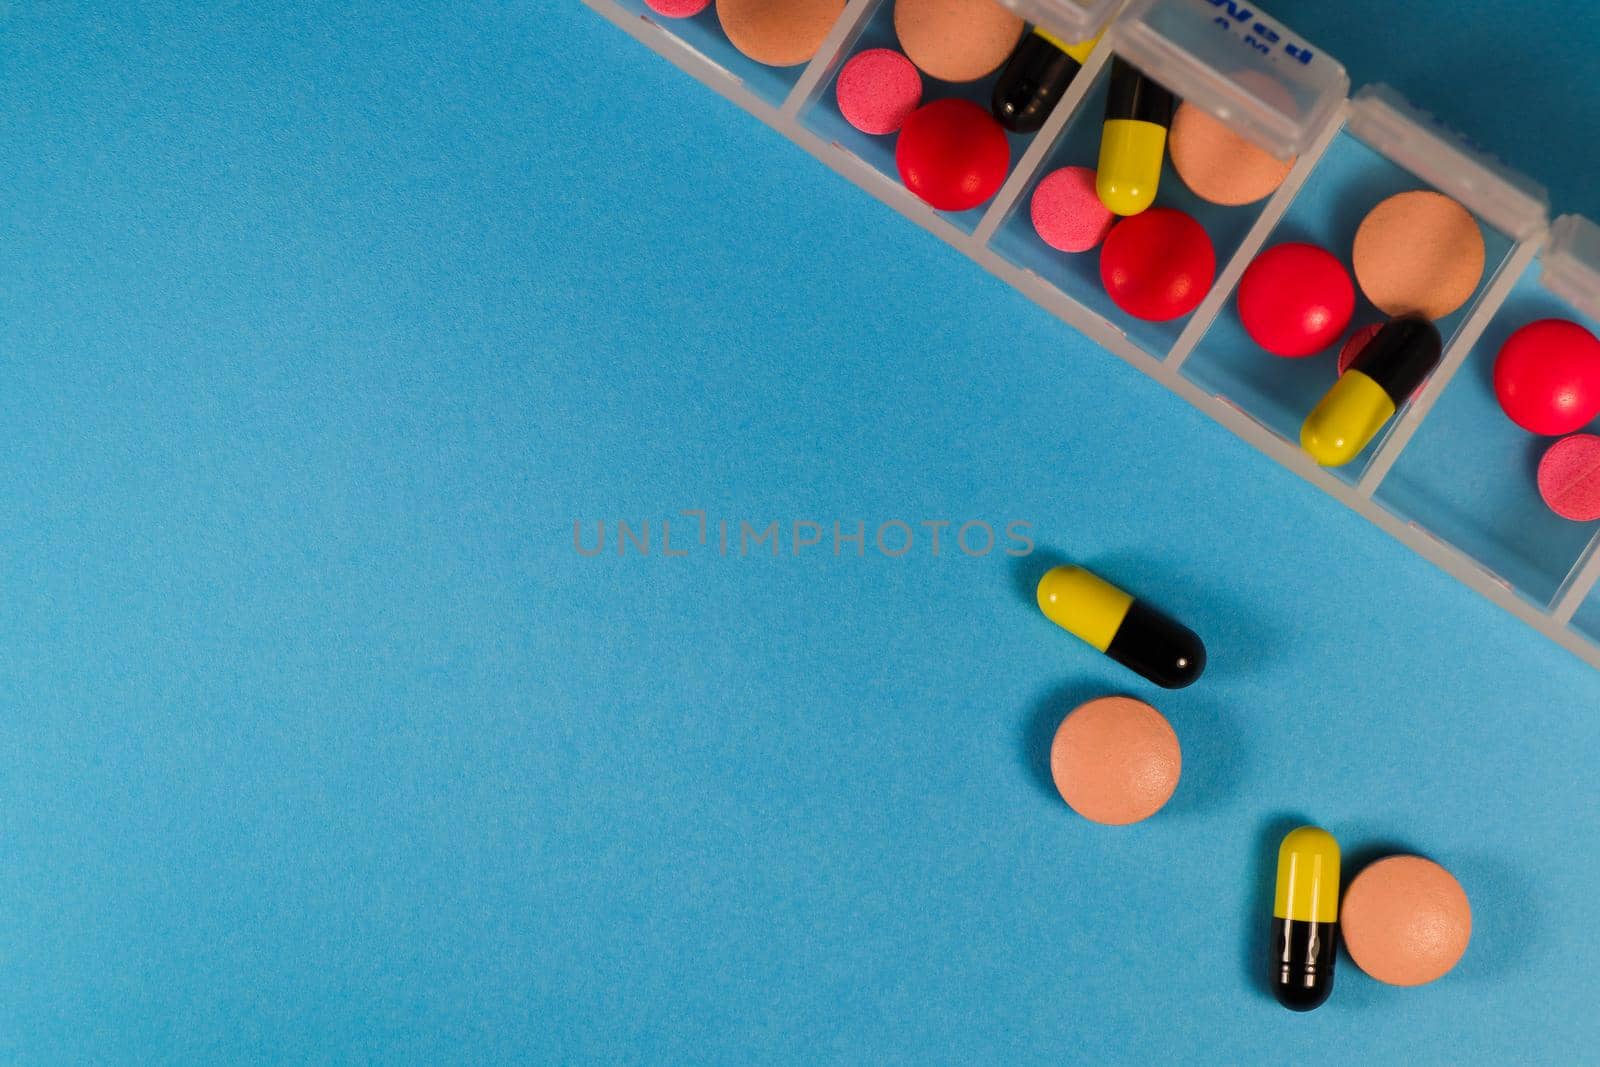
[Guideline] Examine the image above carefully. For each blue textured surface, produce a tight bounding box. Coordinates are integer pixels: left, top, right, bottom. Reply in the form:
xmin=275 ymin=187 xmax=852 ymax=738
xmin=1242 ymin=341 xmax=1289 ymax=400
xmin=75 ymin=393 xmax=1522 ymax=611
xmin=6 ymin=2 xmax=1600 ymax=1062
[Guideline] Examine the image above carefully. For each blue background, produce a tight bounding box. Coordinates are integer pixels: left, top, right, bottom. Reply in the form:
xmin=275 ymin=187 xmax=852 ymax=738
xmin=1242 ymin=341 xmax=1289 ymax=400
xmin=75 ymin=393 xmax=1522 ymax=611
xmin=6 ymin=1 xmax=1600 ymax=1062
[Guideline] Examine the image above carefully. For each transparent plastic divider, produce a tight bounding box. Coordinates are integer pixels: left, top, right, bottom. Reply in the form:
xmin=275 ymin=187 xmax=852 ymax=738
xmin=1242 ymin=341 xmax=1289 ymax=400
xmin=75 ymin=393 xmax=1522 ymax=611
xmin=999 ymin=0 xmax=1125 ymax=44
xmin=1355 ymin=235 xmax=1543 ymax=497
xmin=1346 ymin=86 xmax=1548 ymax=243
xmin=782 ymin=0 xmax=883 ymax=120
xmin=1164 ymin=100 xmax=1347 ymax=369
xmin=584 ymin=0 xmax=1600 ymax=670
xmin=1554 ymin=532 xmax=1600 ymax=625
xmin=973 ymin=39 xmax=1116 ymax=246
xmin=1112 ymin=0 xmax=1348 ymax=160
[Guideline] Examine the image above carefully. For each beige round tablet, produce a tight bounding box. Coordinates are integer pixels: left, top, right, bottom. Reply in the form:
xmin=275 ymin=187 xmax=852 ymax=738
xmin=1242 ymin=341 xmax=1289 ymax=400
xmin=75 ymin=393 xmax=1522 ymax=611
xmin=1049 ymin=696 xmax=1180 ymax=825
xmin=1341 ymin=855 xmax=1472 ymax=987
xmin=1352 ymin=190 xmax=1485 ymax=320
xmin=1169 ymin=102 xmax=1295 ymax=207
xmin=717 ymin=0 xmax=846 ymax=68
xmin=893 ymin=0 xmax=1024 ymax=83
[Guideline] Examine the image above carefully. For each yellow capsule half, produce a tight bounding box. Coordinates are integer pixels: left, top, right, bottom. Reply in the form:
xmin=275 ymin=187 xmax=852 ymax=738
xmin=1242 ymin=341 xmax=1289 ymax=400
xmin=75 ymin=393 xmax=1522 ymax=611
xmin=1036 ymin=565 xmax=1134 ymax=653
xmin=1096 ymin=118 xmax=1166 ymax=216
xmin=1274 ymin=826 xmax=1340 ymax=924
xmin=1300 ymin=369 xmax=1397 ymax=468
xmin=1034 ymin=27 xmax=1103 ymax=65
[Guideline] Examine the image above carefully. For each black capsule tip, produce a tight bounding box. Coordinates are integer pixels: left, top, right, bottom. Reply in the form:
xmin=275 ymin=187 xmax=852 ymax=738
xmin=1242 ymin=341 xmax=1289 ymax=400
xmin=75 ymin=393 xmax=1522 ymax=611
xmin=1353 ymin=313 xmax=1444 ymax=402
xmin=1273 ymin=980 xmax=1333 ymax=1013
xmin=1153 ymin=635 xmax=1206 ymax=689
xmin=1107 ymin=601 xmax=1207 ymax=689
xmin=991 ymin=96 xmax=1045 ymax=134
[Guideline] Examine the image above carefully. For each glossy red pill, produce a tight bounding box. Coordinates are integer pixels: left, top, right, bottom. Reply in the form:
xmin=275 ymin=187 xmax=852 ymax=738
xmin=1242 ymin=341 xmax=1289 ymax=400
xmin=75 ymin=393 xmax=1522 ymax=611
xmin=1099 ymin=208 xmax=1216 ymax=322
xmin=1494 ymin=319 xmax=1600 ymax=435
xmin=896 ymin=99 xmax=1010 ymax=213
xmin=1236 ymin=243 xmax=1355 ymax=356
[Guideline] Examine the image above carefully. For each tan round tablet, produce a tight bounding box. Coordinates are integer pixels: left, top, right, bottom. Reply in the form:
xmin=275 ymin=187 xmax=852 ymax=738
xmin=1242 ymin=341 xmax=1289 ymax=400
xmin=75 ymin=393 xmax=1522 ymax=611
xmin=1341 ymin=855 xmax=1472 ymax=986
xmin=1049 ymin=696 xmax=1180 ymax=825
xmin=893 ymin=0 xmax=1024 ymax=83
xmin=717 ymin=0 xmax=846 ymax=68
xmin=1169 ymin=102 xmax=1295 ymax=206
xmin=1352 ymin=190 xmax=1485 ymax=320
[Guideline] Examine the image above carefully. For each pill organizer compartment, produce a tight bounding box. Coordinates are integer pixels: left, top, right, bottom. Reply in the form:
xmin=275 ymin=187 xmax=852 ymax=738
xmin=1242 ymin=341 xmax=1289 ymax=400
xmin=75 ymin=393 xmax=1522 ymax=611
xmin=1374 ymin=216 xmax=1600 ymax=608
xmin=985 ymin=0 xmax=1346 ymax=358
xmin=1176 ymin=87 xmax=1548 ymax=485
xmin=798 ymin=0 xmax=1092 ymax=234
xmin=608 ymin=0 xmax=847 ymax=107
xmin=983 ymin=60 xmax=1267 ymax=357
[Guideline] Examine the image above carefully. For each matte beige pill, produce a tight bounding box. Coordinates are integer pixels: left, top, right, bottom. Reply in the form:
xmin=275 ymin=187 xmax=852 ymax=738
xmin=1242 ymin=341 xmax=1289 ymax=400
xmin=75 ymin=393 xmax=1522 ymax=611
xmin=1352 ymin=191 xmax=1485 ymax=320
xmin=1049 ymin=696 xmax=1180 ymax=825
xmin=893 ymin=0 xmax=1024 ymax=83
xmin=718 ymin=0 xmax=846 ymax=68
xmin=1341 ymin=855 xmax=1472 ymax=986
xmin=1168 ymin=102 xmax=1295 ymax=206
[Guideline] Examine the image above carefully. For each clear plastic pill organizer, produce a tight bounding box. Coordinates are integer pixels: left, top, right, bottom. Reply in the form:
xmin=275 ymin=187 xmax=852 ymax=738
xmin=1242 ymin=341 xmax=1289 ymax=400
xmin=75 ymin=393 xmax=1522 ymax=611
xmin=583 ymin=0 xmax=1600 ymax=670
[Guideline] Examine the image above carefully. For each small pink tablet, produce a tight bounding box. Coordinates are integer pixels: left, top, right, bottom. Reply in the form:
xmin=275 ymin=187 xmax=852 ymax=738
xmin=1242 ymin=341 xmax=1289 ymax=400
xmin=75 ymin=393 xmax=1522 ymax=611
xmin=1538 ymin=433 xmax=1600 ymax=521
xmin=836 ymin=49 xmax=922 ymax=136
xmin=644 ymin=0 xmax=711 ymax=17
xmin=1030 ymin=166 xmax=1115 ymax=254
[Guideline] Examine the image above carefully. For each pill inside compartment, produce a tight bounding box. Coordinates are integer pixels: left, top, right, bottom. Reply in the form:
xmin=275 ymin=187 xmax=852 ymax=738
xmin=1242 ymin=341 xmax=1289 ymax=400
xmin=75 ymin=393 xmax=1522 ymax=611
xmin=611 ymin=0 xmax=850 ymax=107
xmin=1177 ymin=86 xmax=1542 ymax=486
xmin=1374 ymin=215 xmax=1600 ymax=609
xmin=798 ymin=0 xmax=1111 ymax=232
xmin=984 ymin=0 xmax=1344 ymax=360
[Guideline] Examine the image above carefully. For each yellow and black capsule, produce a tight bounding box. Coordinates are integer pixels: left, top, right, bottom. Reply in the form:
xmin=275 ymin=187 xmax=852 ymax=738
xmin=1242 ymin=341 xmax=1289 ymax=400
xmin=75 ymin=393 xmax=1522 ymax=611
xmin=1271 ymin=826 xmax=1340 ymax=1012
xmin=1035 ymin=565 xmax=1205 ymax=688
xmin=991 ymin=28 xmax=1102 ymax=134
xmin=1301 ymin=314 xmax=1442 ymax=467
xmin=1096 ymin=58 xmax=1176 ymax=216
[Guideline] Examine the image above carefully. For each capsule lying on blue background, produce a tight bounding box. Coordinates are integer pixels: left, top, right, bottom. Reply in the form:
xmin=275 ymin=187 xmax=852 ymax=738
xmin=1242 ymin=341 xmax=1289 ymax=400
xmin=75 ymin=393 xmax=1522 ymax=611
xmin=1271 ymin=826 xmax=1341 ymax=1012
xmin=1035 ymin=565 xmax=1206 ymax=688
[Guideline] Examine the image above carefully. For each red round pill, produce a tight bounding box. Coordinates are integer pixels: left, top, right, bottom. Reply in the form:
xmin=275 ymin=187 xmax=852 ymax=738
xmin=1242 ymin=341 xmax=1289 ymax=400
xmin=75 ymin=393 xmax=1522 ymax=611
xmin=895 ymin=98 xmax=1010 ymax=213
xmin=1236 ymin=243 xmax=1355 ymax=357
xmin=1538 ymin=434 xmax=1600 ymax=521
xmin=1494 ymin=319 xmax=1600 ymax=435
xmin=1099 ymin=208 xmax=1216 ymax=322
xmin=644 ymin=0 xmax=711 ymax=17
xmin=1338 ymin=322 xmax=1385 ymax=377
xmin=836 ymin=49 xmax=922 ymax=136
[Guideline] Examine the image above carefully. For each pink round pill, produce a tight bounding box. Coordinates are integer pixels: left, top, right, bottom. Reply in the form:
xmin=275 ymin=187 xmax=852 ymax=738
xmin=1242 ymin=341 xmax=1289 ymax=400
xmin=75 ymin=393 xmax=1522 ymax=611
xmin=1538 ymin=433 xmax=1600 ymax=521
xmin=644 ymin=0 xmax=711 ymax=17
xmin=836 ymin=49 xmax=922 ymax=136
xmin=1337 ymin=322 xmax=1385 ymax=377
xmin=1031 ymin=166 xmax=1115 ymax=254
